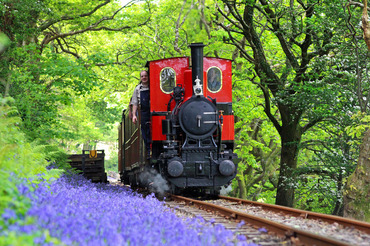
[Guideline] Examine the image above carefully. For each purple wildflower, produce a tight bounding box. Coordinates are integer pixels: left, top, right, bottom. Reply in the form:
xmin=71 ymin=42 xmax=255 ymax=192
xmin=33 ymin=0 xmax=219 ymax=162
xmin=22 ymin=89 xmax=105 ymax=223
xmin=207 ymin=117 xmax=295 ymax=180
xmin=258 ymin=227 xmax=268 ymax=233
xmin=4 ymin=173 xmax=254 ymax=245
xmin=2 ymin=208 xmax=16 ymax=221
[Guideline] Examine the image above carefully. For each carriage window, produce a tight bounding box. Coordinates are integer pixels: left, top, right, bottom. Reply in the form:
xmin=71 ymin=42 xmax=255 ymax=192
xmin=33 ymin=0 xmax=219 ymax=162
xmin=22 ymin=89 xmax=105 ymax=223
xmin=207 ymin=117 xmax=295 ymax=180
xmin=207 ymin=67 xmax=222 ymax=92
xmin=160 ymin=67 xmax=176 ymax=93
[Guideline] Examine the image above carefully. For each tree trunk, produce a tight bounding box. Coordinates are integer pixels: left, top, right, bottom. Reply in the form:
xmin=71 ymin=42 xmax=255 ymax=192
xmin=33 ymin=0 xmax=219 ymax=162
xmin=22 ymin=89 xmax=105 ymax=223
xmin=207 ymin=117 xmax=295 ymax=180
xmin=342 ymin=0 xmax=370 ymax=222
xmin=362 ymin=0 xmax=370 ymax=50
xmin=275 ymin=121 xmax=301 ymax=207
xmin=236 ymin=169 xmax=247 ymax=199
xmin=332 ymin=171 xmax=344 ymax=216
xmin=343 ymin=129 xmax=370 ymax=222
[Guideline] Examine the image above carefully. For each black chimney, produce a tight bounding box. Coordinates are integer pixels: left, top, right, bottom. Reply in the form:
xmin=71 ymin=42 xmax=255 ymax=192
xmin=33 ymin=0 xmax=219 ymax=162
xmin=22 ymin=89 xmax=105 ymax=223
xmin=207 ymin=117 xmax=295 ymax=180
xmin=189 ymin=43 xmax=205 ymax=91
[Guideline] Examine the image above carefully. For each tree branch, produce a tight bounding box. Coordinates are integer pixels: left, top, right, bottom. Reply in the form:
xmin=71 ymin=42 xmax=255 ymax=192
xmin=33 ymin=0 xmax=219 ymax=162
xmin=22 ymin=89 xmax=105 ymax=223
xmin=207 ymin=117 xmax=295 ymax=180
xmin=43 ymin=14 xmax=149 ymax=47
xmin=217 ymin=22 xmax=255 ymax=63
xmin=41 ymin=1 xmax=149 ymax=49
xmin=259 ymin=0 xmax=299 ymax=71
xmin=174 ymin=0 xmax=196 ymax=54
xmin=39 ymin=0 xmax=112 ymax=31
xmin=55 ymin=38 xmax=80 ymax=59
xmin=258 ymin=83 xmax=282 ymax=133
xmin=302 ymin=116 xmax=324 ymax=133
xmin=347 ymin=0 xmax=370 ymax=10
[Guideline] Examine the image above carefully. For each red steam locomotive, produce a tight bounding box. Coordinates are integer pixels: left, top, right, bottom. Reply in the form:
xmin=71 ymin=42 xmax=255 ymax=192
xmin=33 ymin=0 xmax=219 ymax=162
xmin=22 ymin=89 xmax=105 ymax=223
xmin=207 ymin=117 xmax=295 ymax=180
xmin=118 ymin=43 xmax=238 ymax=195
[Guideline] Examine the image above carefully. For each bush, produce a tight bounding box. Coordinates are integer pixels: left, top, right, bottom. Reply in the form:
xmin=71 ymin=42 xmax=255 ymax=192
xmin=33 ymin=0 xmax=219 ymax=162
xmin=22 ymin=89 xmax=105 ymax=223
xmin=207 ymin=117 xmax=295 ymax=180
xmin=0 ymin=97 xmax=64 ymax=244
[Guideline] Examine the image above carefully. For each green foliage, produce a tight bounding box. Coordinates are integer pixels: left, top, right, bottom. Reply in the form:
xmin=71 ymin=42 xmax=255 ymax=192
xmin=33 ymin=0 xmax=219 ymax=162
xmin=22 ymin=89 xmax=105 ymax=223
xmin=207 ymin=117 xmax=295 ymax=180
xmin=1 ymin=0 xmax=369 ymax=217
xmin=105 ymin=150 xmax=118 ymax=172
xmin=58 ymin=94 xmax=119 ymax=151
xmin=0 ymin=96 xmax=65 ymax=244
xmin=344 ymin=167 xmax=370 ymax=222
xmin=295 ymin=175 xmax=336 ymax=214
xmin=4 ymin=43 xmax=101 ymax=141
xmin=0 ymin=32 xmax=10 ymax=52
xmin=346 ymin=112 xmax=370 ymax=141
xmin=0 ymin=97 xmax=64 ymax=171
xmin=0 ymin=101 xmax=46 ymax=177
xmin=211 ymin=0 xmax=370 ymax=210
xmin=232 ymin=70 xmax=281 ymax=202
xmin=0 ymin=230 xmax=63 ymax=246
xmin=0 ymin=0 xmax=47 ymax=42
xmin=293 ymin=109 xmax=358 ymax=213
xmin=0 ymin=0 xmax=133 ymax=148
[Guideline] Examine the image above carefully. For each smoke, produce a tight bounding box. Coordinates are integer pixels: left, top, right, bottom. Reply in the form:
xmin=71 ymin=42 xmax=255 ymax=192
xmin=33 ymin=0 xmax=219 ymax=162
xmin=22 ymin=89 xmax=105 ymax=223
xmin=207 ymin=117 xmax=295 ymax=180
xmin=220 ymin=184 xmax=232 ymax=196
xmin=139 ymin=168 xmax=169 ymax=196
xmin=107 ymin=171 xmax=120 ymax=182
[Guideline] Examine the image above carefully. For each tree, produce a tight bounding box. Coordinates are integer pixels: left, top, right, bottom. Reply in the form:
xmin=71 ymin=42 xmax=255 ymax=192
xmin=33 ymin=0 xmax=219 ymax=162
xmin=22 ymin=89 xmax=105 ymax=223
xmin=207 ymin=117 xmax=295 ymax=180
xmin=215 ymin=0 xmax=348 ymax=207
xmin=344 ymin=127 xmax=370 ymax=222
xmin=0 ymin=0 xmax=149 ymax=142
xmin=361 ymin=0 xmax=370 ymax=50
xmin=231 ymin=65 xmax=281 ymax=202
xmin=342 ymin=0 xmax=370 ymax=222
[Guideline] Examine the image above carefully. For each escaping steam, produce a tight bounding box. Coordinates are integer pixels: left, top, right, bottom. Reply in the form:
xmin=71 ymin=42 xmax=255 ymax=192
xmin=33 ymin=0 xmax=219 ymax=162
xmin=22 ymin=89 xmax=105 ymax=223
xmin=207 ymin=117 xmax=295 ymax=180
xmin=139 ymin=168 xmax=169 ymax=195
xmin=220 ymin=184 xmax=232 ymax=196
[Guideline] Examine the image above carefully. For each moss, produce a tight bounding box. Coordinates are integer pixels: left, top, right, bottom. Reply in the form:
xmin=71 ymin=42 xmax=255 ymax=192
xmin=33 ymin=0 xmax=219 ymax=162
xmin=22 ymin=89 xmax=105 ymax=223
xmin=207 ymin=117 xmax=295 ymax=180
xmin=343 ymin=163 xmax=370 ymax=222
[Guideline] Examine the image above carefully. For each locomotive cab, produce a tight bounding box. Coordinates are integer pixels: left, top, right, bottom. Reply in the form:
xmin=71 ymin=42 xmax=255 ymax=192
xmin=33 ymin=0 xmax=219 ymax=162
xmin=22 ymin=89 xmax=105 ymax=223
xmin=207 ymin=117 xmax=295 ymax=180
xmin=119 ymin=43 xmax=238 ymax=195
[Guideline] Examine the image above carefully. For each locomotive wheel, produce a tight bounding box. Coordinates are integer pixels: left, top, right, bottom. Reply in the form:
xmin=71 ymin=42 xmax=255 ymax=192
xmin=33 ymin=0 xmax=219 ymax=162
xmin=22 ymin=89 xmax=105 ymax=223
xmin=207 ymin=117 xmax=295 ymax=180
xmin=120 ymin=172 xmax=129 ymax=185
xmin=129 ymin=174 xmax=138 ymax=188
xmin=170 ymin=184 xmax=181 ymax=195
xmin=210 ymin=188 xmax=220 ymax=197
xmin=102 ymin=173 xmax=108 ymax=183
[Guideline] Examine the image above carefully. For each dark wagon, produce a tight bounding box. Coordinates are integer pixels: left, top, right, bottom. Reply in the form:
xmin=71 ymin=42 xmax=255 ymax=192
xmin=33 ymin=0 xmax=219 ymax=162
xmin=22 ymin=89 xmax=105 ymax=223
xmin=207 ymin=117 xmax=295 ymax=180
xmin=68 ymin=150 xmax=107 ymax=183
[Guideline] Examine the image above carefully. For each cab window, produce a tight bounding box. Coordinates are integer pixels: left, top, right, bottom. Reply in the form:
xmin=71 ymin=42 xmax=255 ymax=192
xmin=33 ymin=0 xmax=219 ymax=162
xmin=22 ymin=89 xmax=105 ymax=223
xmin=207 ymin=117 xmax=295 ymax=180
xmin=207 ymin=67 xmax=222 ymax=92
xmin=160 ymin=67 xmax=176 ymax=93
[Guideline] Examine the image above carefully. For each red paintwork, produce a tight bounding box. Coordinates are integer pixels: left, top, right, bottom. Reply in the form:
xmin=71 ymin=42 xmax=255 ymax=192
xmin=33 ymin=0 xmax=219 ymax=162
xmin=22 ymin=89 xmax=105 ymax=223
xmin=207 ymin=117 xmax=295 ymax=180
xmin=149 ymin=57 xmax=189 ymax=112
xmin=203 ymin=57 xmax=232 ymax=102
xmin=149 ymin=56 xmax=234 ymax=141
xmin=151 ymin=115 xmax=166 ymax=140
xmin=221 ymin=115 xmax=234 ymax=140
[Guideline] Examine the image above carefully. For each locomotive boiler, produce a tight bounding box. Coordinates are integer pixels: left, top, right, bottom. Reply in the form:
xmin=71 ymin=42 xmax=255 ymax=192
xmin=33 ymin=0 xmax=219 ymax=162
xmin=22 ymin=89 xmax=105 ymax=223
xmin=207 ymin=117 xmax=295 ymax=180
xmin=118 ymin=43 xmax=238 ymax=195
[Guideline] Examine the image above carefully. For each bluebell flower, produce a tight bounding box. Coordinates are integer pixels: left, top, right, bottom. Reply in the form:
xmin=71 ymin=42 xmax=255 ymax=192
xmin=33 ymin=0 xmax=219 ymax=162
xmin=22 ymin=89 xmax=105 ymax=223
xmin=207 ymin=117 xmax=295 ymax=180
xmin=258 ymin=227 xmax=268 ymax=233
xmin=33 ymin=234 xmax=46 ymax=244
xmin=4 ymin=173 xmax=253 ymax=245
xmin=237 ymin=220 xmax=245 ymax=228
xmin=16 ymin=182 xmax=30 ymax=195
xmin=2 ymin=208 xmax=16 ymax=220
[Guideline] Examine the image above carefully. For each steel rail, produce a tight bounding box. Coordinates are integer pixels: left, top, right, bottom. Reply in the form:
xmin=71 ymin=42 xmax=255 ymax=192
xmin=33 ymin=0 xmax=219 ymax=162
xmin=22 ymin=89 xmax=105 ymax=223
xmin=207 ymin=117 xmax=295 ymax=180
xmin=171 ymin=195 xmax=350 ymax=246
xmin=219 ymin=195 xmax=370 ymax=234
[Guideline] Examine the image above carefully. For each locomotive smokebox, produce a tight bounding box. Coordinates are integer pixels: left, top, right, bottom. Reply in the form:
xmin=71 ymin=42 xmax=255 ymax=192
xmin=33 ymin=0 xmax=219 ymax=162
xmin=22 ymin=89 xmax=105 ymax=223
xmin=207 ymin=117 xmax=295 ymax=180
xmin=189 ymin=43 xmax=205 ymax=96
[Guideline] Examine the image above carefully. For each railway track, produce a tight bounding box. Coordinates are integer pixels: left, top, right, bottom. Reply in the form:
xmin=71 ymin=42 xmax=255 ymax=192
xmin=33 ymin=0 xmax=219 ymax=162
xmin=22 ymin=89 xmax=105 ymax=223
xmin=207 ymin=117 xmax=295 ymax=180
xmin=166 ymin=198 xmax=292 ymax=245
xmin=108 ymin=173 xmax=369 ymax=245
xmin=169 ymin=195 xmax=370 ymax=246
xmin=218 ymin=195 xmax=370 ymax=234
